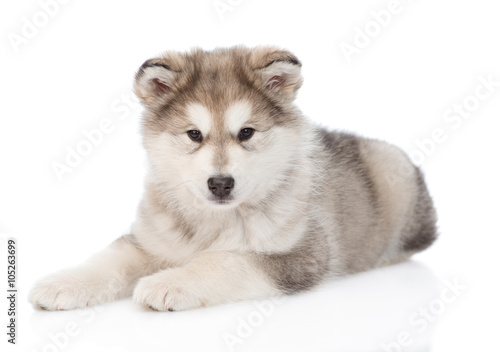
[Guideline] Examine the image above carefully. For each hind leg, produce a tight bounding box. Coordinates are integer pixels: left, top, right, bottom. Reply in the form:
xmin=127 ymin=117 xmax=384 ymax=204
xmin=359 ymin=139 xmax=437 ymax=265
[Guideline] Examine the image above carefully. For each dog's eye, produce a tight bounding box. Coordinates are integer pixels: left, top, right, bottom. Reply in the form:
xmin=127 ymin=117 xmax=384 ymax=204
xmin=238 ymin=128 xmax=254 ymax=141
xmin=187 ymin=130 xmax=202 ymax=142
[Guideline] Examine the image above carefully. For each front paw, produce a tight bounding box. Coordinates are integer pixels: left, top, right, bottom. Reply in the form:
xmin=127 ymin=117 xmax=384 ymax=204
xmin=29 ymin=269 xmax=122 ymax=310
xmin=30 ymin=271 xmax=95 ymax=310
xmin=133 ymin=270 xmax=204 ymax=311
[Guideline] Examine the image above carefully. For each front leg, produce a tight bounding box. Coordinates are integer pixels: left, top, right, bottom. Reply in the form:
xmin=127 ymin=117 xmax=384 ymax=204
xmin=133 ymin=251 xmax=284 ymax=311
xmin=133 ymin=245 xmax=331 ymax=311
xmin=30 ymin=235 xmax=154 ymax=310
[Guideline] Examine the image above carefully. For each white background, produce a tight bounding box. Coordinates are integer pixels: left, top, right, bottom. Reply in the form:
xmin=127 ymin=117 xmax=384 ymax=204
xmin=1 ymin=0 xmax=499 ymax=351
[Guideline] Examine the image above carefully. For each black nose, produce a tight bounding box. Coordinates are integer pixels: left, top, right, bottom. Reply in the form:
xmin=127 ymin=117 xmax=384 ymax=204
xmin=207 ymin=176 xmax=234 ymax=197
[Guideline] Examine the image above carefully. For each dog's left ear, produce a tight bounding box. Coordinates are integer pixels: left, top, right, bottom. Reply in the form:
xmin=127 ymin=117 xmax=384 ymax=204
xmin=252 ymin=48 xmax=303 ymax=100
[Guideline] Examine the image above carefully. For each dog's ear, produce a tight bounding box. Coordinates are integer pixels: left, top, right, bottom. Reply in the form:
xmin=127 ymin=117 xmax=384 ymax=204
xmin=134 ymin=58 xmax=180 ymax=106
xmin=252 ymin=47 xmax=303 ymax=100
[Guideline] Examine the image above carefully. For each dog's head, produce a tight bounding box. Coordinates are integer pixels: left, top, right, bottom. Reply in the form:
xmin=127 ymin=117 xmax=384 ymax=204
xmin=134 ymin=46 xmax=305 ymax=210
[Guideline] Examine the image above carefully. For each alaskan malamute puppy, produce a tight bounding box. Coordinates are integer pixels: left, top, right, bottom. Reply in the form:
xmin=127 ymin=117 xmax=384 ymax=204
xmin=30 ymin=46 xmax=437 ymax=311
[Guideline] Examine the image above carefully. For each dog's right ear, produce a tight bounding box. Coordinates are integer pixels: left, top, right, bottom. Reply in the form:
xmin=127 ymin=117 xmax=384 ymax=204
xmin=134 ymin=59 xmax=179 ymax=106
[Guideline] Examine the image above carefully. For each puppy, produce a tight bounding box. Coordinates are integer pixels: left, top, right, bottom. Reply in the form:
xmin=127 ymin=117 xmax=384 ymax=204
xmin=30 ymin=46 xmax=437 ymax=311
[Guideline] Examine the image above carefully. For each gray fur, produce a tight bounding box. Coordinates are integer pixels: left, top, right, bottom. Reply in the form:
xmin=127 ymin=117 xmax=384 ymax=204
xmin=253 ymin=219 xmax=332 ymax=294
xmin=401 ymin=168 xmax=438 ymax=253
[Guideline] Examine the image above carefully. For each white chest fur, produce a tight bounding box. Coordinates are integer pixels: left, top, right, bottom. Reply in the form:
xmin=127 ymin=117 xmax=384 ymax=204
xmin=131 ymin=201 xmax=307 ymax=267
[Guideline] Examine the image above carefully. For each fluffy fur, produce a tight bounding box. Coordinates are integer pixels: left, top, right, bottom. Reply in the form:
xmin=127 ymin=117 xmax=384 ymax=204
xmin=30 ymin=46 xmax=437 ymax=311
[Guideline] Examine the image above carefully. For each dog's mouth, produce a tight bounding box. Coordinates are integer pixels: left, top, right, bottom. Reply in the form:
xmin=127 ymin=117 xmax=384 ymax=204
xmin=210 ymin=195 xmax=234 ymax=205
xmin=205 ymin=180 xmax=255 ymax=208
xmin=205 ymin=194 xmax=240 ymax=209
xmin=189 ymin=180 xmax=254 ymax=210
